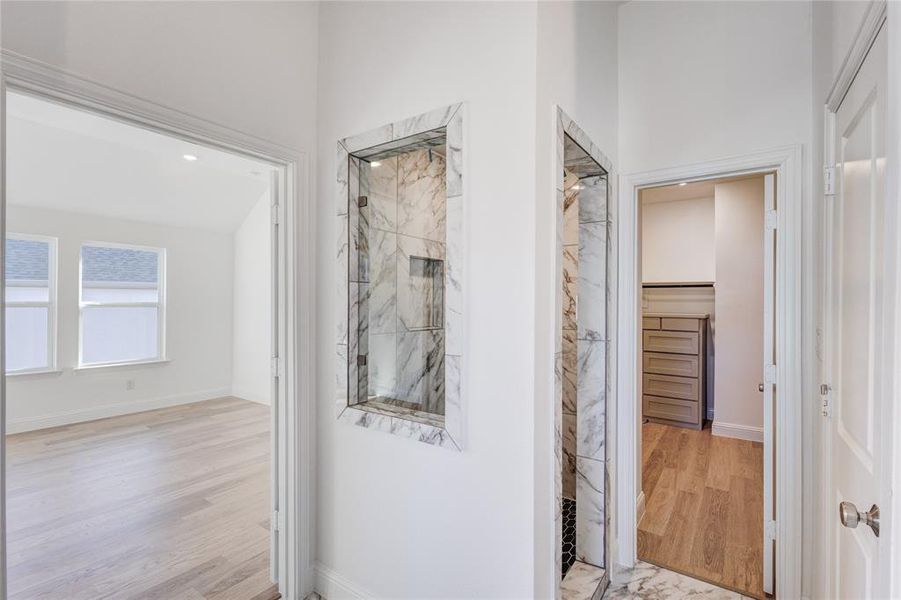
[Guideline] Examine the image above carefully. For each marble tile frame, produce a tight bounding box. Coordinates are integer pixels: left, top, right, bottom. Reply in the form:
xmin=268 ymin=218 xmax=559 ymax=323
xmin=336 ymin=103 xmax=464 ymax=451
xmin=554 ymin=106 xmax=616 ymax=597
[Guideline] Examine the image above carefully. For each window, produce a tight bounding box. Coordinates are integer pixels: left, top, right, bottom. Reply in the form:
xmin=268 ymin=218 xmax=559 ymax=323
xmin=79 ymin=242 xmax=166 ymax=367
xmin=5 ymin=234 xmax=58 ymax=374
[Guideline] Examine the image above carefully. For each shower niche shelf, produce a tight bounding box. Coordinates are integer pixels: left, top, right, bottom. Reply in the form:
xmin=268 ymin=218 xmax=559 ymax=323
xmin=335 ymin=103 xmax=465 ymax=450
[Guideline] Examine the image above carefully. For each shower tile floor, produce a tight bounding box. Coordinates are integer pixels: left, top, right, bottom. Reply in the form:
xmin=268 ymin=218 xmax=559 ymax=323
xmin=562 ymin=497 xmax=577 ymax=576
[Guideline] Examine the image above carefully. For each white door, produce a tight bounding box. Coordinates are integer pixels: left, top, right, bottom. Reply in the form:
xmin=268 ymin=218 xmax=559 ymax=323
xmin=762 ymin=172 xmax=775 ymax=596
xmin=825 ymin=25 xmax=888 ymax=600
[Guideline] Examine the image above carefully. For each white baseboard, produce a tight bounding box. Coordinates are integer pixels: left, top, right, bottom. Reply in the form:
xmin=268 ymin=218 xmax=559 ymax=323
xmin=711 ymin=420 xmax=764 ymax=442
xmin=6 ymin=387 xmax=232 ymax=434
xmin=313 ymin=562 xmax=373 ymax=600
xmin=230 ymin=386 xmax=271 ymax=406
xmin=636 ymin=490 xmax=646 ymax=524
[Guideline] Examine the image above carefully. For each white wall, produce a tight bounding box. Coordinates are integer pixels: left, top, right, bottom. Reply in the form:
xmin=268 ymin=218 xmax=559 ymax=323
xmin=6 ymin=205 xmax=234 ymax=432
xmin=640 ymin=196 xmax=715 ymax=283
xmin=316 ymin=4 xmax=539 ymax=598
xmin=232 ymin=193 xmax=272 ymax=406
xmin=533 ymin=3 xmax=619 ymax=596
xmin=713 ymin=177 xmax=764 ymax=437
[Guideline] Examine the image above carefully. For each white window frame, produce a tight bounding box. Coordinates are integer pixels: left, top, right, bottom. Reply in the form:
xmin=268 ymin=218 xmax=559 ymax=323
xmin=77 ymin=240 xmax=167 ymax=368
xmin=4 ymin=233 xmax=58 ymax=375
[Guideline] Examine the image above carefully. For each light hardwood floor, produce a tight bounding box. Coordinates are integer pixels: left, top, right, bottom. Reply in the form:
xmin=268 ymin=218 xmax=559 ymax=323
xmin=6 ymin=397 xmax=278 ymax=600
xmin=637 ymin=422 xmax=764 ymax=599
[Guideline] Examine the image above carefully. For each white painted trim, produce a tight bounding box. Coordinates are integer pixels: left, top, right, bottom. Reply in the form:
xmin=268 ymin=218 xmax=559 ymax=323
xmin=615 ymin=145 xmax=804 ymax=599
xmin=711 ymin=421 xmax=764 ymax=443
xmin=825 ymin=0 xmax=888 ymax=112
xmin=0 ymin=50 xmax=314 ymax=600
xmin=232 ymin=386 xmax=270 ymax=407
xmin=313 ymin=562 xmax=372 ymax=600
xmin=5 ymin=386 xmax=231 ymax=434
xmin=72 ymin=358 xmax=172 ymax=372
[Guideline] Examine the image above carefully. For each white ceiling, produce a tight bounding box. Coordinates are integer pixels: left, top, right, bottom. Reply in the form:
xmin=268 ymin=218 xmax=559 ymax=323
xmin=6 ymin=92 xmax=273 ymax=233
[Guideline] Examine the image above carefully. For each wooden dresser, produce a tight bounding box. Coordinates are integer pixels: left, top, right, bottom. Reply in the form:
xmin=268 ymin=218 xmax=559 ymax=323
xmin=641 ymin=313 xmax=708 ymax=430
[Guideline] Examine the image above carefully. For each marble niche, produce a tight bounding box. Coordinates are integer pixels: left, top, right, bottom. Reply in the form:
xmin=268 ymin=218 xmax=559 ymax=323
xmin=336 ymin=104 xmax=465 ymax=450
xmin=554 ymin=107 xmax=615 ymax=600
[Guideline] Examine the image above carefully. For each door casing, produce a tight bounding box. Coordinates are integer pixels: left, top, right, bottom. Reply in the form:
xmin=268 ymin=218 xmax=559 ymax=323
xmin=614 ymin=145 xmax=805 ymax=600
xmin=0 ymin=50 xmax=316 ymax=599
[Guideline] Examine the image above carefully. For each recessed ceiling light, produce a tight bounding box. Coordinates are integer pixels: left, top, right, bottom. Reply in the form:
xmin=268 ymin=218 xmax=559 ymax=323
xmin=371 ymin=161 xmax=382 ymax=167
xmin=678 ymin=182 xmax=688 ymax=186
xmin=183 ymin=154 xmax=198 ymax=162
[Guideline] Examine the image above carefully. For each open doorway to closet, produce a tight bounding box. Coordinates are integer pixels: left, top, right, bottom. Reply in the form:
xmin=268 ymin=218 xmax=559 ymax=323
xmin=635 ymin=174 xmax=775 ymax=599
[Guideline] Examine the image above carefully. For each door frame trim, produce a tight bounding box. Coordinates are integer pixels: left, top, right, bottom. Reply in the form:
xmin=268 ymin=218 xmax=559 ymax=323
xmin=614 ymin=145 xmax=804 ymax=599
xmin=0 ymin=50 xmax=315 ymax=599
xmin=820 ymin=2 xmax=894 ymax=598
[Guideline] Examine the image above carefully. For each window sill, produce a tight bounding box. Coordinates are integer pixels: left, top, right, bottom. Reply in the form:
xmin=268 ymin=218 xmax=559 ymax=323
xmin=5 ymin=368 xmax=63 ymax=378
xmin=74 ymin=358 xmax=171 ymax=372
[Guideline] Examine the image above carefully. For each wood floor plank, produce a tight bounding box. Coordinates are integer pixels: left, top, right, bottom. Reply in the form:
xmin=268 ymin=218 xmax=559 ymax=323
xmin=6 ymin=397 xmax=274 ymax=600
xmin=638 ymin=423 xmax=764 ymax=599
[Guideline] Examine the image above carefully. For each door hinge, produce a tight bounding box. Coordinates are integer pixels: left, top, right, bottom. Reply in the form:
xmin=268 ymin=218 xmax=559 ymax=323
xmin=271 ymin=356 xmax=282 ymax=379
xmin=820 ymin=383 xmax=832 ymax=417
xmin=764 ymin=364 xmax=777 ymax=385
xmin=271 ymin=203 xmax=280 ymax=225
xmin=765 ymin=520 xmax=777 ymax=541
xmin=824 ymin=166 xmax=836 ymax=196
xmin=765 ymin=209 xmax=778 ymax=230
xmin=358 ymin=195 xmax=368 ymax=208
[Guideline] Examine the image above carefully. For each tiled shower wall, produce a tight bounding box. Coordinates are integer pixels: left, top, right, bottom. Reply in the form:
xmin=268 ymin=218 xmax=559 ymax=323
xmin=562 ymin=171 xmax=580 ymax=500
xmin=366 ymin=149 xmax=447 ymax=414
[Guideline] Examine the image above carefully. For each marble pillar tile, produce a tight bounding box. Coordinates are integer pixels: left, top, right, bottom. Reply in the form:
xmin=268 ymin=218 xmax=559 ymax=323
xmin=578 ymin=221 xmax=606 ymax=342
xmin=447 ymin=108 xmax=463 ymax=197
xmin=577 ymin=339 xmax=606 ymax=462
xmin=393 ymin=103 xmax=460 ymax=140
xmin=368 ymin=333 xmax=396 ymax=398
xmin=337 ymin=143 xmax=348 ymax=216
xmin=604 ymin=561 xmax=751 ymax=599
xmin=563 ymin=245 xmax=579 ymax=332
xmin=347 ymin=157 xmax=368 ymax=284
xmin=555 ymin=116 xmax=565 ymax=193
xmin=554 ymin=350 xmax=564 ymax=590
xmin=444 ymin=354 xmax=463 ymax=445
xmin=336 ymin=343 xmax=348 ymax=408
xmin=555 ymin=188 xmax=565 ymax=355
xmin=445 ymin=195 xmax=463 ymax=355
xmin=336 ymin=215 xmax=348 ymax=346
xmin=605 ymin=221 xmax=617 ymax=349
xmin=338 ymin=406 xmax=458 ymax=450
xmin=575 ymin=456 xmax=605 ymax=567
xmin=347 ymin=282 xmax=369 ymax=405
xmin=369 ymin=156 xmax=397 ymax=231
xmin=396 ymin=234 xmax=445 ymax=332
xmin=396 ymin=330 xmax=444 ymax=411
xmin=398 ymin=149 xmax=446 ymax=242
xmin=561 ymin=561 xmax=607 ymax=600
xmin=579 ymin=176 xmax=607 ymax=224
xmin=563 ymin=412 xmax=577 ymax=499
xmin=562 ymin=328 xmax=578 ymax=414
xmin=369 ymin=229 xmax=397 ymax=335
xmin=564 ymin=185 xmax=580 ymax=245
xmin=342 ymin=123 xmax=393 ymax=154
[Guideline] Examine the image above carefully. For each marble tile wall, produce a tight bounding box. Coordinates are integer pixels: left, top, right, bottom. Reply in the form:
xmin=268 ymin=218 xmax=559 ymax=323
xmin=562 ymin=169 xmax=580 ymax=500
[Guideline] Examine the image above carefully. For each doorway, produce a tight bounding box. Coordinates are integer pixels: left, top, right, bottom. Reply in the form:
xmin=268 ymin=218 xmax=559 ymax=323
xmin=635 ymin=174 xmax=773 ymax=598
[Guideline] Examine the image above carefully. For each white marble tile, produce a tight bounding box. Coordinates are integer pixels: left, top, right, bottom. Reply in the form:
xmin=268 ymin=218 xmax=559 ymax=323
xmin=556 ymin=115 xmax=565 ymax=193
xmin=444 ymin=354 xmax=463 ymax=446
xmin=575 ymin=456 xmax=605 ymax=567
xmin=368 ymin=333 xmax=396 ymax=398
xmin=577 ymin=340 xmax=606 ymax=462
xmin=579 ymin=175 xmax=608 ymax=224
xmin=342 ymin=123 xmax=393 ymax=154
xmin=563 ymin=245 xmax=579 ymax=332
xmin=603 ymin=561 xmax=752 ymax=599
xmin=563 ymin=412 xmax=577 ymax=499
xmin=397 ymin=149 xmax=446 ymax=243
xmin=393 ymin=103 xmax=460 ymax=140
xmin=336 ymin=215 xmax=348 ymax=346
xmin=337 ymin=143 xmax=349 ymax=216
xmin=555 ymin=188 xmax=565 ymax=355
xmin=369 ymin=156 xmax=397 ymax=231
xmin=554 ymin=350 xmax=564 ymax=590
xmin=562 ymin=328 xmax=578 ymax=414
xmin=447 ymin=108 xmax=463 ymax=197
xmin=396 ymin=234 xmax=445 ymax=332
xmin=336 ymin=343 xmax=348 ymax=407
xmin=562 ymin=560 xmax=607 ymax=600
xmin=396 ymin=329 xmax=444 ymax=412
xmin=564 ymin=184 xmax=580 ymax=245
xmin=338 ymin=405 xmax=458 ymax=450
xmin=368 ymin=229 xmax=397 ymax=335
xmin=578 ymin=221 xmax=607 ymax=342
xmin=445 ymin=195 xmax=464 ymax=355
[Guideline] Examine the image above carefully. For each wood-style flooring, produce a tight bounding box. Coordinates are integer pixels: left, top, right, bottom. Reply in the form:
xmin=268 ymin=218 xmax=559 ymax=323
xmin=637 ymin=422 xmax=764 ymax=599
xmin=6 ymin=397 xmax=278 ymax=600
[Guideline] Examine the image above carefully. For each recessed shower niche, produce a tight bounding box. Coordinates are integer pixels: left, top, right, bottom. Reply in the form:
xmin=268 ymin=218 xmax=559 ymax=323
xmin=336 ymin=104 xmax=464 ymax=450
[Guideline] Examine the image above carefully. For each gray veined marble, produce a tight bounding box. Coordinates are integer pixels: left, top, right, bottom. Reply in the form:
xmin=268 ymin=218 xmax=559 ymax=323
xmin=393 ymin=103 xmax=460 ymax=141
xmin=368 ymin=155 xmax=398 ymax=231
xmin=396 ymin=329 xmax=445 ymax=413
xmin=604 ymin=562 xmax=754 ymax=599
xmin=396 ymin=233 xmax=446 ymax=332
xmin=563 ymin=246 xmax=579 ymax=332
xmin=563 ymin=412 xmax=577 ymax=499
xmin=578 ymin=221 xmax=607 ymax=342
xmin=564 ymin=183 xmax=580 ymax=246
xmin=562 ymin=560 xmax=607 ymax=600
xmin=562 ymin=329 xmax=578 ymax=414
xmin=337 ymin=143 xmax=349 ymax=216
xmin=575 ymin=457 xmax=604 ymax=567
xmin=368 ymin=229 xmax=398 ymax=335
xmin=445 ymin=195 xmax=464 ymax=356
xmin=336 ymin=215 xmax=349 ymax=346
xmin=342 ymin=122 xmax=393 ymax=154
xmin=577 ymin=340 xmax=606 ymax=462
xmin=579 ymin=176 xmax=608 ymax=225
xmin=398 ymin=149 xmax=446 ymax=243
xmin=446 ymin=108 xmax=463 ymax=197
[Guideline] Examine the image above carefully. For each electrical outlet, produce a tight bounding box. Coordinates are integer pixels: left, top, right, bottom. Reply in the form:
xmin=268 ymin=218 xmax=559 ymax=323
xmin=126 ymin=379 xmax=135 ymax=391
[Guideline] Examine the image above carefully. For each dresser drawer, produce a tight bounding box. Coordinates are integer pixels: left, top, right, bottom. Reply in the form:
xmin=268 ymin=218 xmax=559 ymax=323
xmin=643 ymin=373 xmax=700 ymax=401
xmin=642 ymin=330 xmax=699 ymax=355
xmin=643 ymin=395 xmax=700 ymax=424
xmin=642 ymin=317 xmax=661 ymax=330
xmin=643 ymin=352 xmax=699 ymax=378
xmin=661 ymin=317 xmax=700 ymax=332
